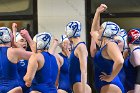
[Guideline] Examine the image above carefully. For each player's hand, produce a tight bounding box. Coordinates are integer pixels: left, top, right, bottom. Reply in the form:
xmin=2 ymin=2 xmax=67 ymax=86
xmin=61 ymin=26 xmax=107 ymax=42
xmin=99 ymin=72 xmax=113 ymax=82
xmin=20 ymin=29 xmax=30 ymax=39
xmin=12 ymin=23 xmax=17 ymax=33
xmin=96 ymin=4 xmax=107 ymax=13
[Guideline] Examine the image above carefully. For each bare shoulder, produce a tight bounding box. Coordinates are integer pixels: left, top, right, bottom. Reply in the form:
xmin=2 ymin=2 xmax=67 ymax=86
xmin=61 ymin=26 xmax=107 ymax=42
xmin=7 ymin=48 xmax=18 ymax=63
xmin=106 ymin=41 xmax=118 ymax=49
xmin=35 ymin=53 xmax=44 ymax=62
xmin=75 ymin=42 xmax=88 ymax=57
xmin=76 ymin=43 xmax=87 ymax=51
xmin=133 ymin=49 xmax=140 ymax=56
xmin=7 ymin=47 xmax=15 ymax=54
xmin=9 ymin=48 xmax=24 ymax=54
xmin=54 ymin=53 xmax=62 ymax=60
xmin=54 ymin=53 xmax=63 ymax=66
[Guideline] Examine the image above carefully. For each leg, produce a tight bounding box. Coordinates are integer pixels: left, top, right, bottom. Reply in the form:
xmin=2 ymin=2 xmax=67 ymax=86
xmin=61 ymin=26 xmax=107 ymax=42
xmin=127 ymin=90 xmax=134 ymax=93
xmin=8 ymin=87 xmax=22 ymax=93
xmin=58 ymin=89 xmax=68 ymax=93
xmin=101 ymin=84 xmax=122 ymax=93
xmin=30 ymin=91 xmax=41 ymax=93
xmin=73 ymin=82 xmax=91 ymax=93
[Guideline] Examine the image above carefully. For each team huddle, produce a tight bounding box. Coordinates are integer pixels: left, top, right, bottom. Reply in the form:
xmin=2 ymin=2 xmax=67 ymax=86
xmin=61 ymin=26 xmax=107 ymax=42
xmin=0 ymin=20 xmax=91 ymax=93
xmin=0 ymin=3 xmax=140 ymax=93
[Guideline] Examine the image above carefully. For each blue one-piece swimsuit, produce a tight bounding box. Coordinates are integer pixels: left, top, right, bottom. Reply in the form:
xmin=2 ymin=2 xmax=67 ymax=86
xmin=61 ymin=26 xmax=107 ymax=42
xmin=69 ymin=42 xmax=87 ymax=87
xmin=123 ymin=48 xmax=140 ymax=92
xmin=58 ymin=53 xmax=72 ymax=93
xmin=17 ymin=60 xmax=30 ymax=93
xmin=0 ymin=47 xmax=20 ymax=93
xmin=93 ymin=44 xmax=124 ymax=93
xmin=31 ymin=52 xmax=58 ymax=93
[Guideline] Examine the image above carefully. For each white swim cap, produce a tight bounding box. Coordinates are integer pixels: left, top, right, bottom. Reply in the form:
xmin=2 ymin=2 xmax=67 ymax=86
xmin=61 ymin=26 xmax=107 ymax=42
xmin=65 ymin=21 xmax=81 ymax=38
xmin=0 ymin=27 xmax=11 ymax=44
xmin=33 ymin=32 xmax=52 ymax=50
xmin=101 ymin=21 xmax=120 ymax=38
xmin=15 ymin=32 xmax=24 ymax=42
xmin=60 ymin=34 xmax=69 ymax=43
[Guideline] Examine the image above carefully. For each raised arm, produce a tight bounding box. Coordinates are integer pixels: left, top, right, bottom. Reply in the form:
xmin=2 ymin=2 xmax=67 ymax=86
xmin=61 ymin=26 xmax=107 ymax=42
xmin=90 ymin=4 xmax=107 ymax=45
xmin=48 ymin=38 xmax=59 ymax=55
xmin=20 ymin=29 xmax=36 ymax=52
xmin=76 ymin=43 xmax=88 ymax=93
xmin=14 ymin=48 xmax=33 ymax=61
xmin=12 ymin=23 xmax=17 ymax=42
xmin=11 ymin=23 xmax=22 ymax=48
xmin=90 ymin=32 xmax=97 ymax=57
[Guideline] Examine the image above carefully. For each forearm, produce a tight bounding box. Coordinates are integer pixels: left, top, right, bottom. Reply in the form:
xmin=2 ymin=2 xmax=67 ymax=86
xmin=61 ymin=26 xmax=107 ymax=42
xmin=91 ymin=11 xmax=101 ymax=31
xmin=111 ymin=62 xmax=123 ymax=79
xmin=81 ymin=72 xmax=87 ymax=93
xmin=90 ymin=38 xmax=97 ymax=57
xmin=24 ymin=56 xmax=38 ymax=87
xmin=24 ymin=70 xmax=35 ymax=87
xmin=49 ymin=40 xmax=58 ymax=55
xmin=26 ymin=36 xmax=36 ymax=52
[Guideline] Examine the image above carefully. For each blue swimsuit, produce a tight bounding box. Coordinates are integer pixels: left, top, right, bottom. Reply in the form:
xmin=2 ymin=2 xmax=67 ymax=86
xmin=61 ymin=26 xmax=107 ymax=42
xmin=122 ymin=48 xmax=140 ymax=92
xmin=17 ymin=60 xmax=30 ymax=93
xmin=0 ymin=47 xmax=20 ymax=93
xmin=93 ymin=44 xmax=124 ymax=93
xmin=58 ymin=53 xmax=72 ymax=93
xmin=31 ymin=52 xmax=58 ymax=93
xmin=69 ymin=42 xmax=86 ymax=87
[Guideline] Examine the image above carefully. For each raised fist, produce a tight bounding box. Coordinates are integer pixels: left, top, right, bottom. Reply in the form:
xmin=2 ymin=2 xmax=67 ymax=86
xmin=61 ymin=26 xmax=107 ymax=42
xmin=20 ymin=29 xmax=29 ymax=39
xmin=96 ymin=4 xmax=107 ymax=13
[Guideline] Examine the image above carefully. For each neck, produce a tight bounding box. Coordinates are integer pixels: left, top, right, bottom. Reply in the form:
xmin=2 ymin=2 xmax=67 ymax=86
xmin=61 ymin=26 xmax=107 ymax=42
xmin=37 ymin=49 xmax=48 ymax=53
xmin=71 ymin=37 xmax=81 ymax=47
xmin=100 ymin=37 xmax=112 ymax=47
xmin=0 ymin=43 xmax=11 ymax=47
xmin=61 ymin=51 xmax=67 ymax=56
xmin=129 ymin=44 xmax=140 ymax=52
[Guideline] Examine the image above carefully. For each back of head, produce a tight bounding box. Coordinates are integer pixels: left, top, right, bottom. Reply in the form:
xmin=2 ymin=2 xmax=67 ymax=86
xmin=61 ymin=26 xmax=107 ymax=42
xmin=101 ymin=21 xmax=120 ymax=38
xmin=60 ymin=34 xmax=69 ymax=43
xmin=127 ymin=29 xmax=140 ymax=45
xmin=117 ymin=29 xmax=127 ymax=37
xmin=33 ymin=32 xmax=52 ymax=50
xmin=117 ymin=29 xmax=128 ymax=49
xmin=65 ymin=21 xmax=81 ymax=38
xmin=0 ymin=27 xmax=11 ymax=44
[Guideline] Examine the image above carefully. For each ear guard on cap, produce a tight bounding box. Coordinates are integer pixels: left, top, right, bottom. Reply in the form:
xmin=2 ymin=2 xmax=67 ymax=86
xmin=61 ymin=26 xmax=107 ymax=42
xmin=33 ymin=32 xmax=52 ymax=50
xmin=101 ymin=21 xmax=120 ymax=38
xmin=127 ymin=29 xmax=140 ymax=44
xmin=65 ymin=21 xmax=81 ymax=38
xmin=0 ymin=27 xmax=11 ymax=44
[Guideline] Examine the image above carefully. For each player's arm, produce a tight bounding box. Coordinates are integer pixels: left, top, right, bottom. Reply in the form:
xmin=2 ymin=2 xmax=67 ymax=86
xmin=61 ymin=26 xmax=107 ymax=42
xmin=24 ymin=53 xmax=41 ymax=87
xmin=77 ymin=44 xmax=88 ymax=93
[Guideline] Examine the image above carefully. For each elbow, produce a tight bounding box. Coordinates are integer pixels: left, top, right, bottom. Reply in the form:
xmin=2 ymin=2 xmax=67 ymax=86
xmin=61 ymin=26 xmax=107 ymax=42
xmin=24 ymin=75 xmax=32 ymax=83
xmin=116 ymin=58 xmax=124 ymax=67
xmin=90 ymin=49 xmax=96 ymax=57
xmin=81 ymin=68 xmax=87 ymax=75
xmin=118 ymin=61 xmax=123 ymax=67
